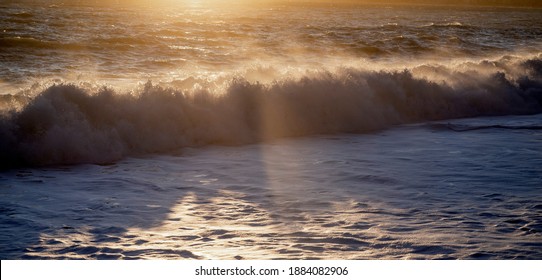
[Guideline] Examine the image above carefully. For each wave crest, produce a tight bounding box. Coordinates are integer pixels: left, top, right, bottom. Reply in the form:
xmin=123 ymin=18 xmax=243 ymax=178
xmin=1 ymin=56 xmax=541 ymax=168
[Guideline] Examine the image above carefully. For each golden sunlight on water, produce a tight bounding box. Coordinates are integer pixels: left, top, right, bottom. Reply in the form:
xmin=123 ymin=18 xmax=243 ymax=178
xmin=2 ymin=0 xmax=542 ymax=261
xmin=8 ymin=114 xmax=542 ymax=259
xmin=32 ymin=191 xmax=395 ymax=259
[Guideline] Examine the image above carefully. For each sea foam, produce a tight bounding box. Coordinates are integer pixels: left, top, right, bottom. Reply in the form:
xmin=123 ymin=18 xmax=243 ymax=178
xmin=1 ymin=55 xmax=541 ymax=168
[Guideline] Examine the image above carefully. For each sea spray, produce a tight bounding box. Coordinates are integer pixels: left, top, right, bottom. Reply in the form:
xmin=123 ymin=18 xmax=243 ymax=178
xmin=1 ymin=55 xmax=541 ymax=168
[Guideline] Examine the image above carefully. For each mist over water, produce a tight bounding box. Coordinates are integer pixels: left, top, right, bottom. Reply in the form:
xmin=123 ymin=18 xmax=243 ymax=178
xmin=1 ymin=1 xmax=541 ymax=84
xmin=0 ymin=1 xmax=541 ymax=260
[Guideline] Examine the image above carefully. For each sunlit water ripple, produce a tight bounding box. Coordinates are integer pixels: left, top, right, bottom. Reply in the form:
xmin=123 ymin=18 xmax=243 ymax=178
xmin=1 ymin=114 xmax=541 ymax=259
xmin=1 ymin=1 xmax=542 ymax=259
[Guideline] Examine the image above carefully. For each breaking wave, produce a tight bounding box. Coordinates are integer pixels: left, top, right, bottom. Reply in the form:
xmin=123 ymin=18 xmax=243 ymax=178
xmin=1 ymin=55 xmax=541 ymax=168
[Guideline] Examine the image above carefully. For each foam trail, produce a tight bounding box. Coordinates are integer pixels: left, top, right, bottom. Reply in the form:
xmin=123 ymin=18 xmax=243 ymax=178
xmin=1 ymin=56 xmax=541 ymax=168
xmin=429 ymin=123 xmax=542 ymax=132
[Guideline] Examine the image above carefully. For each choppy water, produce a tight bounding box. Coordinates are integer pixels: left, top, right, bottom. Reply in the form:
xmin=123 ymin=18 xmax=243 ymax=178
xmin=1 ymin=114 xmax=541 ymax=259
xmin=1 ymin=1 xmax=541 ymax=85
xmin=0 ymin=1 xmax=542 ymax=259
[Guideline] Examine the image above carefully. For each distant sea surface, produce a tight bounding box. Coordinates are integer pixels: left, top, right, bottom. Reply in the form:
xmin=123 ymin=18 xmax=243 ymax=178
xmin=0 ymin=1 xmax=541 ymax=259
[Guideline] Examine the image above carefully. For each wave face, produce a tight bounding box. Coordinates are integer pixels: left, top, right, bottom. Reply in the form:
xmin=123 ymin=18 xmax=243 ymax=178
xmin=1 ymin=55 xmax=541 ymax=167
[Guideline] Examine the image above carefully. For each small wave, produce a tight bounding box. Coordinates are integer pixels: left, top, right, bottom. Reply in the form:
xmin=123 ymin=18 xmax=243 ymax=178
xmin=93 ymin=36 xmax=157 ymax=46
xmin=390 ymin=36 xmax=430 ymax=52
xmin=425 ymin=22 xmax=471 ymax=29
xmin=3 ymin=11 xmax=35 ymax=24
xmin=10 ymin=11 xmax=34 ymax=18
xmin=1 ymin=56 xmax=541 ymax=168
xmin=0 ymin=37 xmax=46 ymax=48
xmin=0 ymin=37 xmax=85 ymax=51
xmin=429 ymin=123 xmax=542 ymax=132
xmin=352 ymin=45 xmax=389 ymax=56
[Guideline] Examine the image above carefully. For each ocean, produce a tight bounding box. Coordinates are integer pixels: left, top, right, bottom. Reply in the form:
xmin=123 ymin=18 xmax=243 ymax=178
xmin=0 ymin=0 xmax=541 ymax=259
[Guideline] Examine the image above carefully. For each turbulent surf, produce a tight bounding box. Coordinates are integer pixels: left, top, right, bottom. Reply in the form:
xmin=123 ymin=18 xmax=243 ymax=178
xmin=1 ymin=1 xmax=541 ymax=260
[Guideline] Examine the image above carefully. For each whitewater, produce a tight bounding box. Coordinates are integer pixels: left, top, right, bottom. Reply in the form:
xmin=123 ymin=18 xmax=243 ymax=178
xmin=0 ymin=1 xmax=541 ymax=259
